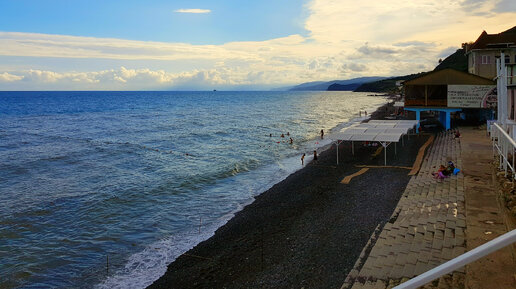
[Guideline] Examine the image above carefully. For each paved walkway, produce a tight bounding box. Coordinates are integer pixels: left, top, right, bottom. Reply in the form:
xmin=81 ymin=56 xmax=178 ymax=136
xmin=460 ymin=127 xmax=516 ymax=289
xmin=341 ymin=127 xmax=516 ymax=289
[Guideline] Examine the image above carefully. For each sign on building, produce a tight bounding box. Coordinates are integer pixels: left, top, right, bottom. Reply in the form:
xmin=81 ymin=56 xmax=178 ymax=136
xmin=447 ymin=85 xmax=496 ymax=108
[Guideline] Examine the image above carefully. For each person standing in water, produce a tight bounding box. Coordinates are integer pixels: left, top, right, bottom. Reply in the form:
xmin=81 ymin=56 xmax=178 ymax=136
xmin=301 ymin=153 xmax=305 ymax=165
xmin=320 ymin=129 xmax=324 ymax=139
xmin=313 ymin=150 xmax=318 ymax=163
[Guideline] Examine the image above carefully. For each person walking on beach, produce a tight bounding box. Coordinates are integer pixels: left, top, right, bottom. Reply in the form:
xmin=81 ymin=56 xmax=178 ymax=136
xmin=301 ymin=153 xmax=305 ymax=165
xmin=320 ymin=129 xmax=324 ymax=139
xmin=313 ymin=150 xmax=318 ymax=163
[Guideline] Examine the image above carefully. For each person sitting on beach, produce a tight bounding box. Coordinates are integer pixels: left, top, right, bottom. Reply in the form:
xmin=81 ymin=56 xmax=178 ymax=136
xmin=432 ymin=165 xmax=447 ymax=179
xmin=454 ymin=130 xmax=461 ymax=138
xmin=443 ymin=161 xmax=455 ymax=176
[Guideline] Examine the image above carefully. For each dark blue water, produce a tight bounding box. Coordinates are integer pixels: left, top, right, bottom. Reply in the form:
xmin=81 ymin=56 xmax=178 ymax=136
xmin=0 ymin=91 xmax=386 ymax=288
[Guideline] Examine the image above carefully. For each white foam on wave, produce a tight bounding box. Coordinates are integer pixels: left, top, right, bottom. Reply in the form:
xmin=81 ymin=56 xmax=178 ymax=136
xmin=96 ymin=225 xmax=220 ymax=289
xmin=96 ymin=100 xmax=387 ymax=289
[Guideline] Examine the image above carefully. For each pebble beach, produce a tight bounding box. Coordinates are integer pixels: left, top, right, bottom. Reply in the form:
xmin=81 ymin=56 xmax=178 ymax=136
xmin=149 ymin=103 xmax=430 ymax=289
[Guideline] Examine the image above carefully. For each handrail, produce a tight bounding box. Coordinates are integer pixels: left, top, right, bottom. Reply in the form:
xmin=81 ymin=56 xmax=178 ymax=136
xmin=490 ymin=122 xmax=516 ymax=179
xmin=393 ymin=229 xmax=516 ymax=289
xmin=492 ymin=122 xmax=516 ymax=148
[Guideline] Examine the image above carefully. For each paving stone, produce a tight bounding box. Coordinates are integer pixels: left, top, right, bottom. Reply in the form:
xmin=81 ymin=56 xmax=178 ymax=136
xmin=455 ymin=235 xmax=465 ymax=247
xmin=404 ymin=252 xmax=418 ymax=265
xmin=351 ymin=281 xmax=366 ymax=289
xmin=394 ymin=252 xmax=408 ymax=266
xmin=441 ymin=247 xmax=453 ymax=260
xmin=435 ymin=222 xmax=446 ymax=231
xmin=455 ymin=219 xmax=466 ymax=228
xmin=401 ymin=263 xmax=415 ymax=278
xmin=444 ymin=228 xmax=453 ymax=239
xmin=432 ymin=238 xmax=443 ymax=250
xmin=373 ymin=279 xmax=387 ymax=289
xmin=453 ymin=246 xmax=466 ymax=258
xmin=388 ymin=264 xmax=405 ymax=279
xmin=418 ymin=250 xmax=432 ymax=263
xmin=414 ymin=260 xmax=429 ymax=275
xmin=434 ymin=229 xmax=444 ymax=239
xmin=443 ymin=236 xmax=455 ymax=248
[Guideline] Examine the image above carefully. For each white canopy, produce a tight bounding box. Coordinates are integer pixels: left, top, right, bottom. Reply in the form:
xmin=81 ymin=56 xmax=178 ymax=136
xmin=328 ymin=119 xmax=419 ymax=165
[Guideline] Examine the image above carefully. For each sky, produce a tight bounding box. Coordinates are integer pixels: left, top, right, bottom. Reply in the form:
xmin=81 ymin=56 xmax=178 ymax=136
xmin=0 ymin=0 xmax=515 ymax=90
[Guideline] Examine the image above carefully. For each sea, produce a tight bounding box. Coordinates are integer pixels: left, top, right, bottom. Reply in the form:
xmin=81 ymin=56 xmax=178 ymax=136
xmin=0 ymin=91 xmax=387 ymax=288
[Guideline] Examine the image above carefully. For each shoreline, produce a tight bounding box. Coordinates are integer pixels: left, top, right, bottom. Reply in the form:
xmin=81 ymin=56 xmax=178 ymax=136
xmin=148 ymin=100 xmax=425 ymax=288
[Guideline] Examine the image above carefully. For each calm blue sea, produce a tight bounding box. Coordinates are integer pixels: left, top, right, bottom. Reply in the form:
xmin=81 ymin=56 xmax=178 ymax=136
xmin=0 ymin=91 xmax=386 ymax=288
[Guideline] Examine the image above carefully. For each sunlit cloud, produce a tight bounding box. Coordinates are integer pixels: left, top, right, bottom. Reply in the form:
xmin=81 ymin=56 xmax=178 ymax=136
xmin=1 ymin=0 xmax=516 ymax=90
xmin=174 ymin=9 xmax=211 ymax=14
xmin=0 ymin=72 xmax=24 ymax=82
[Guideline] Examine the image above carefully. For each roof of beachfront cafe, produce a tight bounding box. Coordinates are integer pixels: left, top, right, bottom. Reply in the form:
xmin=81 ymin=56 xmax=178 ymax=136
xmin=403 ymin=68 xmax=495 ymax=86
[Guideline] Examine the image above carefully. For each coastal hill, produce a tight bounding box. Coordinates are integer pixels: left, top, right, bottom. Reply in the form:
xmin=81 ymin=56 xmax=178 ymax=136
xmin=353 ymin=47 xmax=467 ymax=92
xmin=282 ymin=47 xmax=467 ymax=93
xmin=288 ymin=77 xmax=386 ymax=91
xmin=434 ymin=48 xmax=468 ymax=72
xmin=352 ymin=72 xmax=426 ymax=93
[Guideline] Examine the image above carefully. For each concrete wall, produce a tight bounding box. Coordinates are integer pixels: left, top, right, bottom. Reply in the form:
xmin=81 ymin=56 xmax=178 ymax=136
xmin=468 ymin=49 xmax=516 ymax=80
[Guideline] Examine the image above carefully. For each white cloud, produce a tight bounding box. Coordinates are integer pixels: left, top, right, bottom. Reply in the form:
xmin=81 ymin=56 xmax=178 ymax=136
xmin=0 ymin=72 xmax=24 ymax=82
xmin=1 ymin=0 xmax=516 ymax=90
xmin=174 ymin=9 xmax=211 ymax=14
xmin=0 ymin=67 xmax=309 ymax=90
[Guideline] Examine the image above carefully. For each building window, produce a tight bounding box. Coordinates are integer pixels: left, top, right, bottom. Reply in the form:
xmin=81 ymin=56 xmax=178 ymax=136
xmin=505 ymin=55 xmax=510 ymax=64
xmin=481 ymin=55 xmax=491 ymax=64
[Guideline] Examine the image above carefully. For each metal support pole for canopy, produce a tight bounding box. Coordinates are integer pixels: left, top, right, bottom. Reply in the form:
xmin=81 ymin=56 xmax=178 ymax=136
xmin=384 ymin=143 xmax=387 ymax=166
xmin=395 ymin=142 xmax=397 ymax=155
xmin=336 ymin=141 xmax=339 ymax=165
xmin=352 ymin=141 xmax=354 ymax=156
xmin=380 ymin=142 xmax=389 ymax=166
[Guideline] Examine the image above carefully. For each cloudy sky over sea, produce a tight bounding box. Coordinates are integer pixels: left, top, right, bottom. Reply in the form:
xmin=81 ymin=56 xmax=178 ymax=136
xmin=1 ymin=0 xmax=515 ymax=90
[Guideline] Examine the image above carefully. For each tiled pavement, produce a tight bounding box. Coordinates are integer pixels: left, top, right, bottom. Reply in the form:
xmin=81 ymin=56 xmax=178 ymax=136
xmin=342 ymin=131 xmax=466 ymax=289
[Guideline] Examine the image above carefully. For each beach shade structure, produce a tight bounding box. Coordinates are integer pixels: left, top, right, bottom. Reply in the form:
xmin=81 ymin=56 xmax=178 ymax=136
xmin=328 ymin=132 xmax=354 ymax=165
xmin=329 ymin=120 xmax=419 ymax=165
xmin=374 ymin=122 xmax=397 ymax=128
xmin=374 ymin=132 xmax=404 ymax=165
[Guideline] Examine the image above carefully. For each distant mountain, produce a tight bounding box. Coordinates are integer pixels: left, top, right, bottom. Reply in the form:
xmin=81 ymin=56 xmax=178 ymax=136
xmin=434 ymin=49 xmax=467 ymax=72
xmin=327 ymin=83 xmax=363 ymax=91
xmin=288 ymin=77 xmax=386 ymax=91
